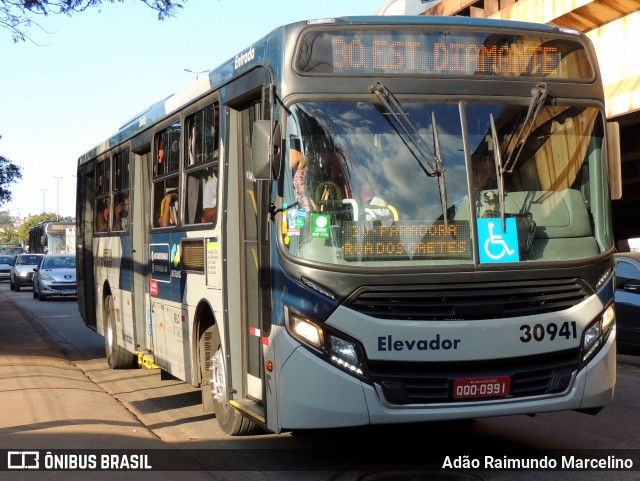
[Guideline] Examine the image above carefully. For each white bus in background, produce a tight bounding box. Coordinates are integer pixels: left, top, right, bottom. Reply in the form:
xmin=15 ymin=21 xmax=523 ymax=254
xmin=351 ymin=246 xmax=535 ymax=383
xmin=29 ymin=221 xmax=76 ymax=254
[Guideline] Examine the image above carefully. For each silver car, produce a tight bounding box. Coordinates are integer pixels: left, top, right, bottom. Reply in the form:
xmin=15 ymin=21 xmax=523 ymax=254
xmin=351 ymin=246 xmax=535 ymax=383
xmin=0 ymin=255 xmax=16 ymax=281
xmin=32 ymin=253 xmax=77 ymax=301
xmin=10 ymin=254 xmax=44 ymax=291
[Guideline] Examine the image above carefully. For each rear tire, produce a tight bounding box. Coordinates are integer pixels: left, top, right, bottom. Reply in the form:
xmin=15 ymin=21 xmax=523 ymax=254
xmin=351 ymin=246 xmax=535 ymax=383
xmin=199 ymin=326 xmax=259 ymax=436
xmin=103 ymin=294 xmax=137 ymax=369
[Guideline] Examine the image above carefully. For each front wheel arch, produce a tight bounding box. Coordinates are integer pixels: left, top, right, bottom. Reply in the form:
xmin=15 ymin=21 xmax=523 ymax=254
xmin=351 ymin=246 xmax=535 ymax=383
xmin=198 ymin=321 xmax=259 ymax=436
xmin=103 ymin=288 xmax=137 ymax=369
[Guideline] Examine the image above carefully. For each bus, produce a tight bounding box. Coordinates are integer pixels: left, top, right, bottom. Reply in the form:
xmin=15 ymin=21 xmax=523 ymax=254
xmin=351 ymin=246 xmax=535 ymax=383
xmin=0 ymin=242 xmax=24 ymax=255
xmin=29 ymin=221 xmax=76 ymax=254
xmin=76 ymin=16 xmax=622 ymax=436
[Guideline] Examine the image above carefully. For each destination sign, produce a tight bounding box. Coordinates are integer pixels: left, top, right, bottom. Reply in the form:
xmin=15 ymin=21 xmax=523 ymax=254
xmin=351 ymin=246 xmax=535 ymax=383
xmin=342 ymin=221 xmax=471 ymax=261
xmin=296 ymin=29 xmax=592 ymax=79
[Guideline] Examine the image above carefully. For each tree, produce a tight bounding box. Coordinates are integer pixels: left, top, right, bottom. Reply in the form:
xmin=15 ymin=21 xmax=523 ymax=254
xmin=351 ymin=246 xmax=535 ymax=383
xmin=2 ymin=0 xmax=186 ymax=43
xmin=0 ymin=135 xmax=23 ymax=206
xmin=0 ymin=209 xmax=12 ymax=226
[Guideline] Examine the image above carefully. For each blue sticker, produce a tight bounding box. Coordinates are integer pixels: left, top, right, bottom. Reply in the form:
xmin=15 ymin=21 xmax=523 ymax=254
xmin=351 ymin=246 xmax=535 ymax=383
xmin=477 ymin=217 xmax=519 ymax=263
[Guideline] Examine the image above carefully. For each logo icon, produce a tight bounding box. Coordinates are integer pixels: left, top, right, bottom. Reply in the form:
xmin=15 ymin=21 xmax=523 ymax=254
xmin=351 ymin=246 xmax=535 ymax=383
xmin=8 ymin=451 xmax=39 ymax=469
xmin=477 ymin=217 xmax=519 ymax=263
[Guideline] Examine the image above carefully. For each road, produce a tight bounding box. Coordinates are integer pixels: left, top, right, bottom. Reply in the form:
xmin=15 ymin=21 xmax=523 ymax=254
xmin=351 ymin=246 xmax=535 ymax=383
xmin=3 ymin=281 xmax=640 ymax=480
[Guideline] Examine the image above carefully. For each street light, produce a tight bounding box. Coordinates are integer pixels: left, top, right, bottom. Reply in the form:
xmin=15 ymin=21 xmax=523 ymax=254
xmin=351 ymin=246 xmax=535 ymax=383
xmin=53 ymin=175 xmax=62 ymax=220
xmin=39 ymin=189 xmax=47 ymax=213
xmin=184 ymin=68 xmax=209 ymax=80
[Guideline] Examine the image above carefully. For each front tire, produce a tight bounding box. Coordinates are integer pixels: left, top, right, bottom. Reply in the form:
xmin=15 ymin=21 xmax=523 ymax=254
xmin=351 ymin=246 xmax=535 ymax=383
xmin=103 ymin=294 xmax=137 ymax=369
xmin=199 ymin=326 xmax=259 ymax=436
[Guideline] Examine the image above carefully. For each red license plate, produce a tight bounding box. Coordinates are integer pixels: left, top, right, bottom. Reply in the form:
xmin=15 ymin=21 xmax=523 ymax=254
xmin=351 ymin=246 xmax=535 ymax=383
xmin=453 ymin=376 xmax=510 ymax=399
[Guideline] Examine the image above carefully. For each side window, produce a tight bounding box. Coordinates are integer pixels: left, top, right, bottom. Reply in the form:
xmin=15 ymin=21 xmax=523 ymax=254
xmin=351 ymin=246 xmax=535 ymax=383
xmin=95 ymin=159 xmax=110 ymax=233
xmin=185 ymin=102 xmax=219 ymax=225
xmin=154 ymin=121 xmax=181 ymax=227
xmin=112 ymin=149 xmax=130 ymax=232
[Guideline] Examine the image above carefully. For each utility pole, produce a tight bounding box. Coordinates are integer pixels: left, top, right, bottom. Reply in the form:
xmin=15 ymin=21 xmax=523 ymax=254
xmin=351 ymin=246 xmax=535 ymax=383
xmin=39 ymin=189 xmax=47 ymax=213
xmin=53 ymin=176 xmax=63 ymax=220
xmin=184 ymin=68 xmax=209 ymax=80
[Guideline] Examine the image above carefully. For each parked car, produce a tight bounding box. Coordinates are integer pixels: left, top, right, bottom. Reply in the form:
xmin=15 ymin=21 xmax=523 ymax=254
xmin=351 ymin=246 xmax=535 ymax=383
xmin=10 ymin=254 xmax=44 ymax=291
xmin=32 ymin=253 xmax=77 ymax=301
xmin=614 ymin=252 xmax=640 ymax=354
xmin=0 ymin=254 xmax=16 ymax=281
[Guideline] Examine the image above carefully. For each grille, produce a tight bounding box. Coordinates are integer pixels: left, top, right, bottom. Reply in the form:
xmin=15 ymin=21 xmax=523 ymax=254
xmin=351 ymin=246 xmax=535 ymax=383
xmin=346 ymin=278 xmax=590 ymax=320
xmin=369 ymin=348 xmax=579 ymax=405
xmin=48 ymin=282 xmax=76 ymax=290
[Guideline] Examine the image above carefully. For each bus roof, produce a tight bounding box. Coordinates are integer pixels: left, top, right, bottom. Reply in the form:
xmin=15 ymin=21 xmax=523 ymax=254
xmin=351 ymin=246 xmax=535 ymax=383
xmin=77 ymin=16 xmax=576 ymax=166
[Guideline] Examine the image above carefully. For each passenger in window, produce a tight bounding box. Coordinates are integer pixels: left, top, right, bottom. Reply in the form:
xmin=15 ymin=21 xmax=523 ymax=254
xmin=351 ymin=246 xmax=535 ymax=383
xmin=113 ymin=194 xmax=130 ymax=231
xmin=290 ymin=141 xmax=315 ymax=213
xmin=96 ymin=200 xmax=109 ymax=232
xmin=158 ymin=188 xmax=178 ymax=227
xmin=202 ymin=175 xmax=218 ymax=223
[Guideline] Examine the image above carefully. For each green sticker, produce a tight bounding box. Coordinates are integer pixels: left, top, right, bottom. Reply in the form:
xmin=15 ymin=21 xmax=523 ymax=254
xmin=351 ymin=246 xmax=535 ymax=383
xmin=311 ymin=214 xmax=330 ymax=238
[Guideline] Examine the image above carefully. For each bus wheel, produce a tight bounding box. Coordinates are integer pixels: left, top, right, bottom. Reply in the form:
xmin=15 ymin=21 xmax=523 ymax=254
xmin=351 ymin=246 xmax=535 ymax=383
xmin=199 ymin=327 xmax=258 ymax=436
xmin=103 ymin=294 xmax=137 ymax=369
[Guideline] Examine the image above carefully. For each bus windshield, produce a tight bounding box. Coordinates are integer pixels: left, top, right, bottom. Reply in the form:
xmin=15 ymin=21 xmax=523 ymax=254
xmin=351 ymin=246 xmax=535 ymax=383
xmin=282 ymin=100 xmax=609 ymax=265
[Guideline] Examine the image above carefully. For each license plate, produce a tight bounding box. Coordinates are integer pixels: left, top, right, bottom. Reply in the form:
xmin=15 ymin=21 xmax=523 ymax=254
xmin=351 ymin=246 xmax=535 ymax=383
xmin=62 ymin=290 xmax=76 ymax=295
xmin=453 ymin=376 xmax=510 ymax=399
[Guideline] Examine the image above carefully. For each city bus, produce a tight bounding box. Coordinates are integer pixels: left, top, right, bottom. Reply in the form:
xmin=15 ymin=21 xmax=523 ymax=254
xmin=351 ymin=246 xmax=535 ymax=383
xmin=76 ymin=16 xmax=622 ymax=435
xmin=0 ymin=242 xmax=24 ymax=255
xmin=29 ymin=221 xmax=76 ymax=254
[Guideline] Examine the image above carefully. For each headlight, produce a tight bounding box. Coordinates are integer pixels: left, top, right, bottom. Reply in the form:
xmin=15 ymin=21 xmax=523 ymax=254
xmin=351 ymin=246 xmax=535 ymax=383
xmin=289 ymin=315 xmax=323 ymax=348
xmin=582 ymin=304 xmax=615 ymax=365
xmin=39 ymin=273 xmax=54 ymax=282
xmin=286 ymin=307 xmax=367 ymax=380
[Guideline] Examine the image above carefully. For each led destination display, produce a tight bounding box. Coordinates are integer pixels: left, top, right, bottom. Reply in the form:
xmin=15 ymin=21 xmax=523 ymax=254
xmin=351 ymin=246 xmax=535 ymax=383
xmin=297 ymin=29 xmax=592 ymax=79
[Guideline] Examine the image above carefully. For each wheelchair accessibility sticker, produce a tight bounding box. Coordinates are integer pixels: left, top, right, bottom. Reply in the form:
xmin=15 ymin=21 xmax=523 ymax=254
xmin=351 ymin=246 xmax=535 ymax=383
xmin=477 ymin=217 xmax=519 ymax=263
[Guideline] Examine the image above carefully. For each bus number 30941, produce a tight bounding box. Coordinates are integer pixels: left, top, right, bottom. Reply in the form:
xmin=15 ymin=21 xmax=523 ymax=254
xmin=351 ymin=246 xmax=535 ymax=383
xmin=519 ymin=321 xmax=578 ymax=343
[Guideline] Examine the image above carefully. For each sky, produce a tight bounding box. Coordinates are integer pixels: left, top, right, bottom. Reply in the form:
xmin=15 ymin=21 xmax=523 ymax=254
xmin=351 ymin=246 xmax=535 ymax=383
xmin=0 ymin=0 xmax=386 ymax=220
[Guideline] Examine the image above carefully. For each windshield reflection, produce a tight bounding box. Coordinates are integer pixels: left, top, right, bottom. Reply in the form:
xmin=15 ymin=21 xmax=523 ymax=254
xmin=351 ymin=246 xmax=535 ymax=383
xmin=280 ymin=101 xmax=607 ymax=266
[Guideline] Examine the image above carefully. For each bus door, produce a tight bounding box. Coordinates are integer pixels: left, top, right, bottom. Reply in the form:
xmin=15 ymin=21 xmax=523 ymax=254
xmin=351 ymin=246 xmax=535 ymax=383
xmin=76 ymin=163 xmax=97 ymax=331
xmin=131 ymin=149 xmax=150 ymax=353
xmin=223 ymin=75 xmax=272 ymax=414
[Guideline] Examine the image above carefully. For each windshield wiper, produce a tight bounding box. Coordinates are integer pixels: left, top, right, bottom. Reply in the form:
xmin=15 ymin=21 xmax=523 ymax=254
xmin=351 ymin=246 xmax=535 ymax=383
xmin=489 ymin=113 xmax=507 ymax=231
xmin=369 ymin=81 xmax=448 ymax=228
xmin=431 ymin=111 xmax=449 ymax=229
xmin=502 ymin=83 xmax=548 ymax=173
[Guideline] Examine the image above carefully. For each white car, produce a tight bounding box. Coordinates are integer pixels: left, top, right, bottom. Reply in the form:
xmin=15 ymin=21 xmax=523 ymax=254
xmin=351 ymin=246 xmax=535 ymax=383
xmin=32 ymin=253 xmax=77 ymax=301
xmin=10 ymin=254 xmax=44 ymax=291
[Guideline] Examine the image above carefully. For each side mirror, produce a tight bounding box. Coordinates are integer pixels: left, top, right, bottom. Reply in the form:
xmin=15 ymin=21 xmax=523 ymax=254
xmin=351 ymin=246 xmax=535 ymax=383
xmin=251 ymin=120 xmax=281 ymax=181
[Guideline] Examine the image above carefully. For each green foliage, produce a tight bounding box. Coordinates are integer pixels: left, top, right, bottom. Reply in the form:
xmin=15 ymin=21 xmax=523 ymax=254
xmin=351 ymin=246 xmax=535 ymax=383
xmin=2 ymin=1 xmax=186 ymax=43
xmin=0 ymin=225 xmax=17 ymax=243
xmin=0 ymin=209 xmax=12 ymax=227
xmin=0 ymin=136 xmax=23 ymax=206
xmin=17 ymin=213 xmax=59 ymax=244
